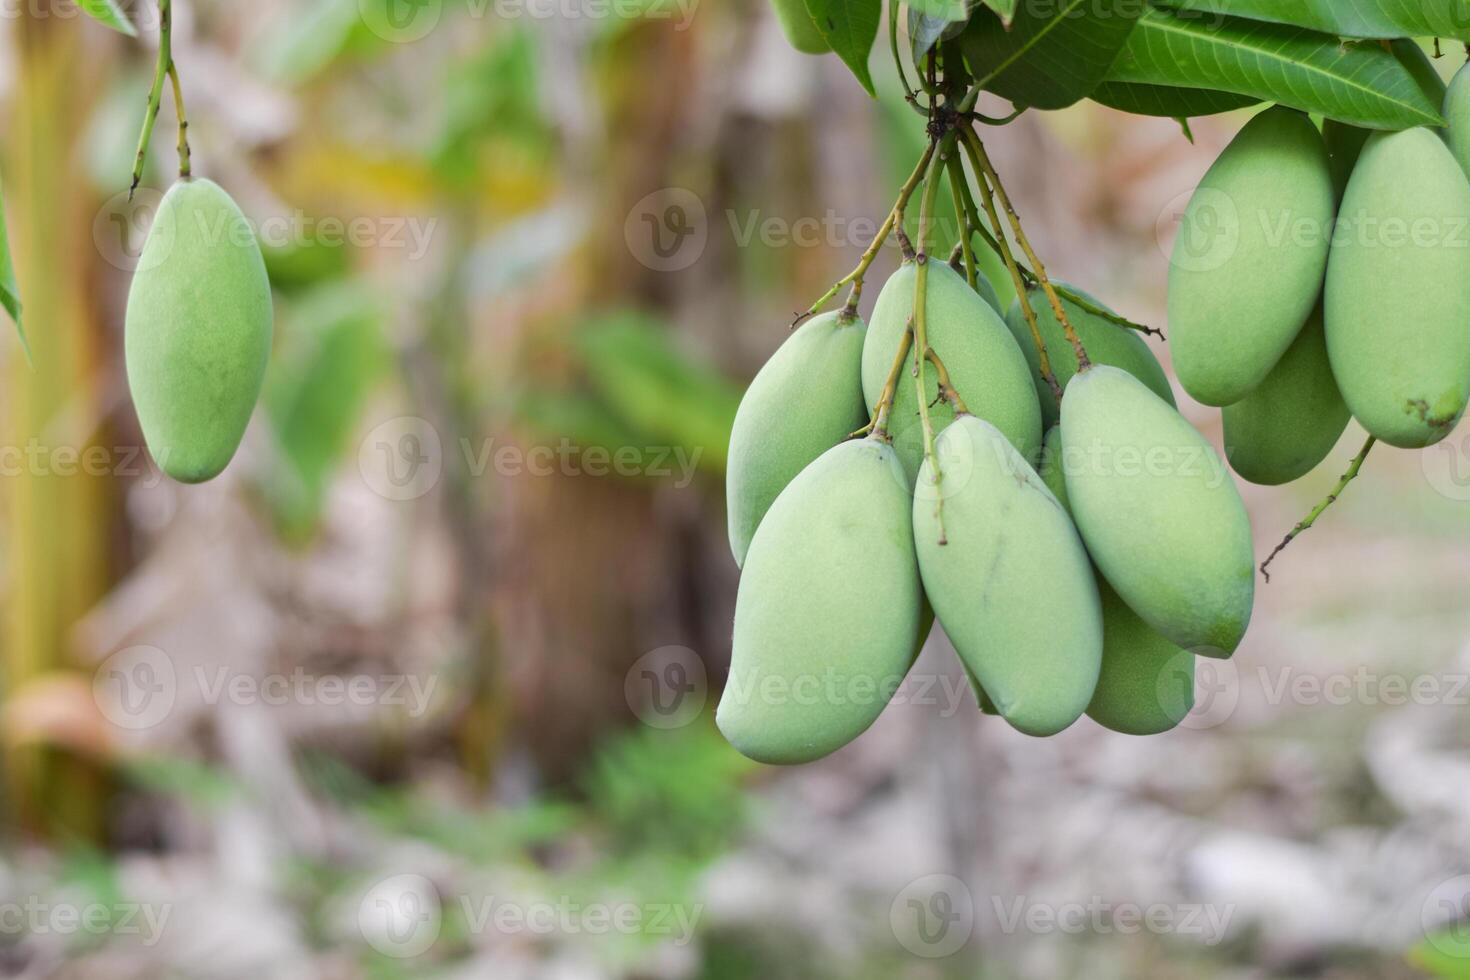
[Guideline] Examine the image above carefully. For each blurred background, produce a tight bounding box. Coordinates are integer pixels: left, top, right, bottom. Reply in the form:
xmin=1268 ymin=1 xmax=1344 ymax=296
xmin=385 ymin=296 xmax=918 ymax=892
xmin=0 ymin=2 xmax=1469 ymax=977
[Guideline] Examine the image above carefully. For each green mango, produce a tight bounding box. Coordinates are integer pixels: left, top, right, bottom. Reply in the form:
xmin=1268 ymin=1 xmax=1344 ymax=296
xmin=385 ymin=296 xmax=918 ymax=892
xmin=1446 ymin=61 xmax=1470 ymax=180
xmin=126 ymin=178 xmax=273 ymax=483
xmin=972 ymin=268 xmax=1003 ymax=316
xmin=862 ymin=260 xmax=1041 ymax=483
xmin=1322 ymin=119 xmax=1371 ymax=202
xmin=1038 ymin=424 xmax=1068 ymax=507
xmin=1168 ymin=107 xmax=1335 ymax=406
xmin=1004 ymin=284 xmax=1174 ymax=428
xmin=726 ymin=311 xmax=867 ymax=567
xmin=1060 ymin=366 xmax=1254 ymax=658
xmin=1223 ymin=306 xmax=1350 ymax=486
xmin=719 ymin=438 xmax=922 ymax=764
xmin=1041 ymin=425 xmax=1196 ymax=735
xmin=914 ymin=415 xmax=1101 ymax=737
xmin=1087 ymin=579 xmax=1196 ymax=736
xmin=769 ymin=0 xmax=828 ymax=54
xmin=1325 ymin=128 xmax=1470 ymax=449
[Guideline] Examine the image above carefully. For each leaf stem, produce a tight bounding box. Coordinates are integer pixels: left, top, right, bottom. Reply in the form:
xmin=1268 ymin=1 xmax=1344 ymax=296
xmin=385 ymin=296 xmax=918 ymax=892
xmin=1259 ymin=436 xmax=1376 ymax=582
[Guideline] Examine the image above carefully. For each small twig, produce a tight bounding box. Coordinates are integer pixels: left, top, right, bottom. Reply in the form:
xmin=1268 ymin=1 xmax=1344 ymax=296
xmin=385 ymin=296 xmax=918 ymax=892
xmin=945 ymin=155 xmax=978 ymax=290
xmin=926 ymin=347 xmax=969 ymax=415
xmin=866 ymin=324 xmax=914 ymax=441
xmin=796 ymin=140 xmax=937 ymax=327
xmin=961 ymin=136 xmax=1062 ymax=404
xmin=130 ymin=0 xmax=176 ymax=199
xmin=1260 ymin=436 xmax=1376 ymax=582
xmin=913 ymin=132 xmax=952 ymax=544
xmin=167 ymin=61 xmax=191 ymax=180
xmin=962 ymin=126 xmax=1091 ymax=371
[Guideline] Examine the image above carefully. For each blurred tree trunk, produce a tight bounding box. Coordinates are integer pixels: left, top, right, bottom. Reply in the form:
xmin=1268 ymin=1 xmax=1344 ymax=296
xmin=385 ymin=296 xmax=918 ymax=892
xmin=3 ymin=13 xmax=112 ymax=840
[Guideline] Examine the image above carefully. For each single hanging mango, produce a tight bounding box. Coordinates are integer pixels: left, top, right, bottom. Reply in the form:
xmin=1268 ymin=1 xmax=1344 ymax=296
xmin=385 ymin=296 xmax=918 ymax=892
xmin=126 ymin=178 xmax=273 ymax=483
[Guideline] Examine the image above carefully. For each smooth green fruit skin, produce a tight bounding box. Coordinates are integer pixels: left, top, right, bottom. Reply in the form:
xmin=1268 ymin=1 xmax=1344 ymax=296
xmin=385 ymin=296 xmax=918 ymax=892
xmin=769 ymin=0 xmax=828 ymax=54
xmin=1168 ymin=107 xmax=1334 ymax=406
xmin=126 ymin=179 xmax=273 ymax=483
xmin=1004 ymin=284 xmax=1175 ymax=428
xmin=719 ymin=439 xmax=922 ymax=765
xmin=1447 ymin=62 xmax=1470 ymax=182
xmin=862 ymin=261 xmax=1041 ymax=483
xmin=1224 ymin=306 xmax=1349 ymax=486
xmin=726 ymin=311 xmax=867 ymax=567
xmin=1087 ymin=580 xmax=1195 ymax=736
xmin=1060 ymin=367 xmax=1254 ymax=658
xmin=1041 ymin=426 xmax=1195 ymax=735
xmin=915 ymin=415 xmax=1101 ymax=737
xmin=1326 ymin=128 xmax=1470 ymax=449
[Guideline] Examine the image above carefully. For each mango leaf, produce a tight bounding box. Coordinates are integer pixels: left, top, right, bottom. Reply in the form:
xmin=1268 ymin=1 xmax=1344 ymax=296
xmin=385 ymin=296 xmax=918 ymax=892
xmin=908 ymin=0 xmax=972 ymax=64
xmin=1104 ymin=5 xmax=1444 ymax=130
xmin=1091 ymin=81 xmax=1259 ymax=117
xmin=1393 ymin=38 xmax=1448 ymax=109
xmin=79 ymin=0 xmax=136 ymax=36
xmin=963 ymin=0 xmax=1144 ymax=110
xmin=0 ymin=176 xmax=28 ymax=359
xmin=1156 ymin=0 xmax=1470 ymax=42
xmin=805 ymin=0 xmax=882 ymax=96
xmin=979 ymin=0 xmax=1017 ymax=25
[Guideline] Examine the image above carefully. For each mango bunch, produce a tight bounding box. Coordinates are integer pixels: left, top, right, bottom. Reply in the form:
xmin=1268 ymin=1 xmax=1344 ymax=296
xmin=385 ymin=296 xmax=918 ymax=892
xmin=1171 ymin=94 xmax=1470 ymax=476
xmin=721 ymin=254 xmax=1252 ymax=764
xmin=126 ymin=178 xmax=273 ymax=484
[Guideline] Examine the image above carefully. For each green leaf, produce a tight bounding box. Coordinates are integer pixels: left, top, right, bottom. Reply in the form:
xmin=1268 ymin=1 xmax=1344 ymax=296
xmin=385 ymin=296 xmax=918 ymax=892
xmin=963 ymin=1 xmax=1144 ymax=110
xmin=908 ymin=0 xmax=971 ymax=64
xmin=805 ymin=0 xmax=881 ymax=96
xmin=1409 ymin=928 xmax=1470 ymax=978
xmin=0 ymin=176 xmax=28 ymax=360
xmin=1156 ymin=0 xmax=1470 ymax=42
xmin=79 ymin=0 xmax=137 ymax=36
xmin=1091 ymin=81 xmax=1259 ymax=117
xmin=1105 ymin=5 xmax=1444 ymax=130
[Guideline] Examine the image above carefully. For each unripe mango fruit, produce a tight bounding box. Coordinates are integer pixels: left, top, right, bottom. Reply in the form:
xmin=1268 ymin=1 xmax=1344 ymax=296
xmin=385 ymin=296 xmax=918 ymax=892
xmin=1060 ymin=366 xmax=1254 ymax=658
xmin=1325 ymin=128 xmax=1470 ymax=448
xmin=1040 ymin=426 xmax=1196 ymax=735
xmin=914 ymin=415 xmax=1102 ymax=737
xmin=719 ymin=438 xmax=922 ymax=764
xmin=1168 ymin=107 xmax=1335 ymax=406
xmin=126 ymin=179 xmax=273 ymax=483
xmin=1087 ymin=580 xmax=1196 ymax=736
xmin=726 ymin=311 xmax=867 ymax=566
xmin=1223 ymin=306 xmax=1349 ymax=486
xmin=769 ymin=0 xmax=828 ymax=54
xmin=862 ymin=260 xmax=1041 ymax=483
xmin=1004 ymin=284 xmax=1174 ymax=428
xmin=1446 ymin=62 xmax=1470 ymax=183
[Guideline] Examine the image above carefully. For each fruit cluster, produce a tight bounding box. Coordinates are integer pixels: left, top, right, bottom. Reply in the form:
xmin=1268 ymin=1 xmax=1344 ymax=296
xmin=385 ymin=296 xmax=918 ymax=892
xmin=718 ymin=70 xmax=1470 ymax=763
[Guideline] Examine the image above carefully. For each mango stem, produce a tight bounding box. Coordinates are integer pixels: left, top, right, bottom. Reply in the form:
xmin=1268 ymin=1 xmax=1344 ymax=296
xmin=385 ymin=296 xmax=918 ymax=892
xmin=1260 ymin=436 xmax=1377 ymax=582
